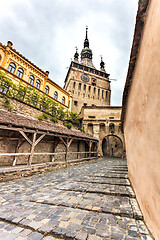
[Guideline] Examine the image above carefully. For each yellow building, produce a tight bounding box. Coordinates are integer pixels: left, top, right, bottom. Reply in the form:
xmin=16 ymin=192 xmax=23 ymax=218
xmin=0 ymin=41 xmax=72 ymax=110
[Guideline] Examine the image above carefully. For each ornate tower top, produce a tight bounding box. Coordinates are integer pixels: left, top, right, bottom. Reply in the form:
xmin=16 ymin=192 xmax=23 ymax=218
xmin=84 ymin=26 xmax=89 ymax=48
xmin=80 ymin=27 xmax=94 ymax=67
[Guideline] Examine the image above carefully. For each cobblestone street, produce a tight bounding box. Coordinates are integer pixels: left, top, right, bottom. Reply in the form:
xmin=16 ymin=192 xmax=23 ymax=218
xmin=0 ymin=157 xmax=153 ymax=240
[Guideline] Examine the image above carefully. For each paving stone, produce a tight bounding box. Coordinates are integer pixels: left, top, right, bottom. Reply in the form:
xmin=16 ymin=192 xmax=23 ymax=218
xmin=88 ymin=234 xmax=102 ymax=240
xmin=76 ymin=231 xmax=88 ymax=240
xmin=52 ymin=227 xmax=68 ymax=237
xmin=27 ymin=232 xmax=44 ymax=240
xmin=19 ymin=229 xmax=33 ymax=237
xmin=0 ymin=157 xmax=154 ymax=240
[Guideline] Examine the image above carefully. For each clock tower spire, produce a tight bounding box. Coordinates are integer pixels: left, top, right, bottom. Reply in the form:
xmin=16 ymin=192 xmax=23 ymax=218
xmin=81 ymin=27 xmax=94 ymax=67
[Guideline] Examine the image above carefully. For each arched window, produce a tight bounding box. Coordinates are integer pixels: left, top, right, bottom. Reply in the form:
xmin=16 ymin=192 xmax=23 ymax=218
xmin=29 ymin=75 xmax=34 ymax=85
xmin=44 ymin=86 xmax=49 ymax=94
xmin=8 ymin=62 xmax=16 ymax=74
xmin=109 ymin=123 xmax=115 ymax=134
xmin=35 ymin=79 xmax=41 ymax=89
xmin=62 ymin=96 xmax=65 ymax=104
xmin=54 ymin=91 xmax=58 ymax=100
xmin=17 ymin=68 xmax=24 ymax=78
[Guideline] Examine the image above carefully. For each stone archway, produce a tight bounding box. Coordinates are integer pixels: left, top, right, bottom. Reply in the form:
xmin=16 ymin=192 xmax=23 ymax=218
xmin=102 ymin=134 xmax=123 ymax=158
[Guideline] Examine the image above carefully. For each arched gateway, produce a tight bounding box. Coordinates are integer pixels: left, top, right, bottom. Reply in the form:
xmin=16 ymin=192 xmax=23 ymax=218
xmin=102 ymin=134 xmax=123 ymax=158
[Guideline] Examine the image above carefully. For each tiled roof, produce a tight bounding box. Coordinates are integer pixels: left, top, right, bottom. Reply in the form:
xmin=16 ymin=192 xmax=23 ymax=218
xmin=0 ymin=109 xmax=98 ymax=141
xmin=121 ymin=0 xmax=150 ymax=133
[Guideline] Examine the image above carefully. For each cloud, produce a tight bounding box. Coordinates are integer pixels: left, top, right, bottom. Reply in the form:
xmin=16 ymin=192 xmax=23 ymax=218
xmin=0 ymin=0 xmax=138 ymax=105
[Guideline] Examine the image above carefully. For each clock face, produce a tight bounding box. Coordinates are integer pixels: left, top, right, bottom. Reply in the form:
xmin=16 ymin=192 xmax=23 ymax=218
xmin=81 ymin=74 xmax=89 ymax=82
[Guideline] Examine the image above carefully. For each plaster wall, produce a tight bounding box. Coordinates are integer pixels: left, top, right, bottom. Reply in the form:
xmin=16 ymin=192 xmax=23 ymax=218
xmin=124 ymin=0 xmax=160 ymax=238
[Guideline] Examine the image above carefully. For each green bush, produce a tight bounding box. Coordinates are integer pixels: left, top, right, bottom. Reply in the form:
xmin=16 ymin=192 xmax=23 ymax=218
xmin=66 ymin=122 xmax=73 ymax=129
xmin=3 ymin=97 xmax=13 ymax=111
xmin=37 ymin=113 xmax=50 ymax=121
xmin=51 ymin=116 xmax=58 ymax=123
xmin=80 ymin=127 xmax=85 ymax=132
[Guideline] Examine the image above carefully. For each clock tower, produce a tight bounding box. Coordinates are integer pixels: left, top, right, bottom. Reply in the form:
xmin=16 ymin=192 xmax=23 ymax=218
xmin=64 ymin=27 xmax=111 ymax=113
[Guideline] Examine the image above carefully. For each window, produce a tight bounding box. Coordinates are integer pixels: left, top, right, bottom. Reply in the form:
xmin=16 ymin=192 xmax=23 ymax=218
xmin=88 ymin=94 xmax=90 ymax=98
xmin=32 ymin=97 xmax=38 ymax=107
xmin=102 ymin=90 xmax=104 ymax=99
xmin=17 ymin=68 xmax=24 ymax=78
xmin=8 ymin=62 xmax=16 ymax=74
xmin=35 ymin=79 xmax=41 ymax=89
xmin=0 ymin=81 xmax=9 ymax=94
xmin=98 ymin=89 xmax=100 ymax=99
xmin=94 ymin=87 xmax=96 ymax=93
xmin=45 ymin=86 xmax=49 ymax=94
xmin=88 ymin=86 xmax=91 ymax=92
xmin=18 ymin=90 xmax=25 ymax=101
xmin=83 ymin=84 xmax=86 ymax=91
xmin=78 ymin=83 xmax=81 ymax=91
xmin=84 ymin=103 xmax=87 ymax=107
xmin=62 ymin=96 xmax=65 ymax=104
xmin=106 ymin=91 xmax=108 ymax=101
xmin=72 ymin=90 xmax=74 ymax=94
xmin=73 ymin=82 xmax=76 ymax=89
xmin=100 ymin=123 xmax=105 ymax=132
xmin=74 ymin=100 xmax=78 ymax=106
xmin=78 ymin=92 xmax=80 ymax=96
xmin=83 ymin=93 xmax=85 ymax=97
xmin=92 ymin=78 xmax=97 ymax=86
xmin=54 ymin=91 xmax=58 ymax=100
xmin=29 ymin=75 xmax=34 ymax=85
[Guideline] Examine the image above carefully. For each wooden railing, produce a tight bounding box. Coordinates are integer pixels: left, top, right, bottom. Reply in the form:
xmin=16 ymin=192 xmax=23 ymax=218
xmin=0 ymin=151 xmax=98 ymax=166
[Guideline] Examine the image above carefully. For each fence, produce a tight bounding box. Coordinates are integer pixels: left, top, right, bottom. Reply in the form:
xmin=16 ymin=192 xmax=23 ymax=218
xmin=0 ymin=151 xmax=98 ymax=166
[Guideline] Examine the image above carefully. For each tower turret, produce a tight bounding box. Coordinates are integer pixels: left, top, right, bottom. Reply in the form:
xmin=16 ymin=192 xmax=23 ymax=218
xmin=100 ymin=56 xmax=106 ymax=72
xmin=74 ymin=47 xmax=79 ymax=62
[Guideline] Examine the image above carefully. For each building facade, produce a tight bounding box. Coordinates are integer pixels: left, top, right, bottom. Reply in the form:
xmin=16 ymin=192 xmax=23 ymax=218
xmin=64 ymin=28 xmax=111 ymax=114
xmin=64 ymin=28 xmax=124 ymax=157
xmin=0 ymin=41 xmax=72 ymax=110
xmin=80 ymin=106 xmax=123 ymax=157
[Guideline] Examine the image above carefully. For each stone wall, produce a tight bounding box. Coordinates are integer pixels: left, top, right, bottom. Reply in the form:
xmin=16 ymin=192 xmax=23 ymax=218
xmin=0 ymin=97 xmax=52 ymax=120
xmin=0 ymin=138 xmax=88 ymax=167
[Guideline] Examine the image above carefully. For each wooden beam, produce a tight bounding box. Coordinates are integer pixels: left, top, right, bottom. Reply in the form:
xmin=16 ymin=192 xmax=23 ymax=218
xmin=64 ymin=138 xmax=73 ymax=163
xmin=12 ymin=138 xmax=26 ymax=166
xmin=35 ymin=133 xmax=46 ymax=147
xmin=19 ymin=131 xmax=32 ymax=145
xmin=0 ymin=125 xmax=97 ymax=142
xmin=51 ymin=139 xmax=60 ymax=162
xmin=59 ymin=137 xmax=67 ymax=147
xmin=28 ymin=132 xmax=37 ymax=165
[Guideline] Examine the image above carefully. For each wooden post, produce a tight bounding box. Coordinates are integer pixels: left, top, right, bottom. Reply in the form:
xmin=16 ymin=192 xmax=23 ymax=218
xmin=89 ymin=141 xmax=93 ymax=158
xmin=77 ymin=140 xmax=80 ymax=159
xmin=51 ymin=139 xmax=60 ymax=162
xmin=28 ymin=132 xmax=37 ymax=166
xmin=13 ymin=138 xmax=26 ymax=166
xmin=59 ymin=137 xmax=73 ymax=164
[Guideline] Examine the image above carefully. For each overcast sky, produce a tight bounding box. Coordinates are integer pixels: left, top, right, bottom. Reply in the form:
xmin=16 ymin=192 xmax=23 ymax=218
xmin=0 ymin=0 xmax=138 ymax=106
